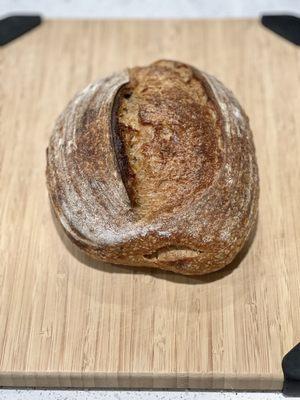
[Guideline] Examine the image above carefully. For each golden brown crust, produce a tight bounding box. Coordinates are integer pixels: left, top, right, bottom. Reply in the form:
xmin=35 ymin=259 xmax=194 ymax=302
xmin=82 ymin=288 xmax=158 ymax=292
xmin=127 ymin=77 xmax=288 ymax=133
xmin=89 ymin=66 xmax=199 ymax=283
xmin=115 ymin=61 xmax=222 ymax=220
xmin=46 ymin=60 xmax=259 ymax=275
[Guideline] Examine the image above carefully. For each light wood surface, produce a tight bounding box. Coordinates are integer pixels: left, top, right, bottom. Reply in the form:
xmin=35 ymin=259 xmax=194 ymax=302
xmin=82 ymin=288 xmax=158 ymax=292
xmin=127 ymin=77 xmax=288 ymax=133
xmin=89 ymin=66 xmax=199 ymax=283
xmin=1 ymin=19 xmax=300 ymax=390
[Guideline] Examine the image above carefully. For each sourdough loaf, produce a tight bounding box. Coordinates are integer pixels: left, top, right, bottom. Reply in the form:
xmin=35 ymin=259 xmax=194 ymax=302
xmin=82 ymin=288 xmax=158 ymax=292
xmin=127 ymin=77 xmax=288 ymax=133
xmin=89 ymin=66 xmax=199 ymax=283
xmin=46 ymin=60 xmax=259 ymax=275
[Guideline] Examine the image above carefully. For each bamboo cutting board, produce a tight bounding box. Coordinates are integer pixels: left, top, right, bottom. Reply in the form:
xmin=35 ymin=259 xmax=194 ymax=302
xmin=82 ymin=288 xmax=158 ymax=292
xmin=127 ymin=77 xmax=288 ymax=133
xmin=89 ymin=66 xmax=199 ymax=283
xmin=1 ymin=19 xmax=300 ymax=390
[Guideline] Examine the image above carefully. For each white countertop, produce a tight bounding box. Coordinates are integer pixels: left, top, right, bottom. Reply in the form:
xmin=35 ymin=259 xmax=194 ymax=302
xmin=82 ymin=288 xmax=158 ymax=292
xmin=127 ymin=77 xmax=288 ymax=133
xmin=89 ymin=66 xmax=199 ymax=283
xmin=1 ymin=0 xmax=300 ymax=18
xmin=0 ymin=389 xmax=287 ymax=399
xmin=1 ymin=1 xmax=300 ymax=399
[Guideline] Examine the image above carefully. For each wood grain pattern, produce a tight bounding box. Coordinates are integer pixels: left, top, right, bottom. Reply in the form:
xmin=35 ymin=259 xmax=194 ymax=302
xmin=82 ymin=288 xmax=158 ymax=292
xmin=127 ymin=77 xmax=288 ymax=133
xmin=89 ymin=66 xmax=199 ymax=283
xmin=0 ymin=19 xmax=300 ymax=390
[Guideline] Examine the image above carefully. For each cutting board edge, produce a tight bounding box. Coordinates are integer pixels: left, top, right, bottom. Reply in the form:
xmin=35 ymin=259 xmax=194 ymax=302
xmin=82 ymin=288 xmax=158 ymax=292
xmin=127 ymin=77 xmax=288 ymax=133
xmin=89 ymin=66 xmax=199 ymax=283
xmin=0 ymin=371 xmax=283 ymax=390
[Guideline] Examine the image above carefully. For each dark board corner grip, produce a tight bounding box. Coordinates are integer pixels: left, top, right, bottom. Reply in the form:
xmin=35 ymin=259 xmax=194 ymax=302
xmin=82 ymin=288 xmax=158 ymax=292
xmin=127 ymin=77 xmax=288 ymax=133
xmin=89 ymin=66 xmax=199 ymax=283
xmin=282 ymin=342 xmax=300 ymax=397
xmin=260 ymin=14 xmax=300 ymax=46
xmin=0 ymin=14 xmax=42 ymax=46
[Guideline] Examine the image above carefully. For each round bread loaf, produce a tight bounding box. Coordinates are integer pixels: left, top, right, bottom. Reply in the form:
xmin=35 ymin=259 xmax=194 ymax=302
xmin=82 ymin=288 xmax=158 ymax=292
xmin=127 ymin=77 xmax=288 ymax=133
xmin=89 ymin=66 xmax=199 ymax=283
xmin=46 ymin=60 xmax=259 ymax=275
